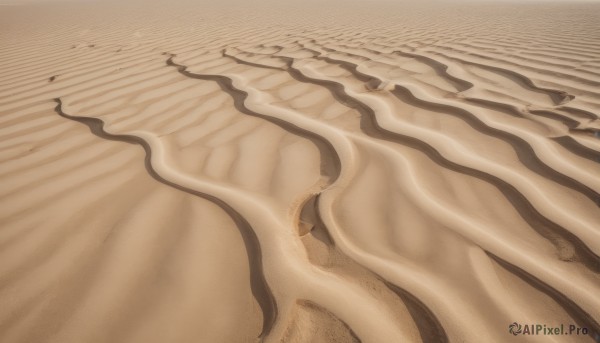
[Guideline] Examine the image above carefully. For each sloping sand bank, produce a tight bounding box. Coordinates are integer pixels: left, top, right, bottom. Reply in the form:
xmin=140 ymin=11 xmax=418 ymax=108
xmin=1 ymin=0 xmax=599 ymax=342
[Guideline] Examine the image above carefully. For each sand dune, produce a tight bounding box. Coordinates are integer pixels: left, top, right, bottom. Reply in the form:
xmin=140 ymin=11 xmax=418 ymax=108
xmin=1 ymin=0 xmax=599 ymax=342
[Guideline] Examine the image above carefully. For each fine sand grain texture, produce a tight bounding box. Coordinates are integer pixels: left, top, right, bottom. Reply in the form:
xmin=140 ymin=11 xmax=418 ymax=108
xmin=1 ymin=0 xmax=599 ymax=342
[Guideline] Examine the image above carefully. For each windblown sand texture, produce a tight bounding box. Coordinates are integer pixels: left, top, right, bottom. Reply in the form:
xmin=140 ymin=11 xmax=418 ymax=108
xmin=1 ymin=0 xmax=600 ymax=342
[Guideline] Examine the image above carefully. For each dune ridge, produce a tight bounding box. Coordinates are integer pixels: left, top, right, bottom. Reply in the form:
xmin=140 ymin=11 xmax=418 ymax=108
xmin=1 ymin=0 xmax=599 ymax=342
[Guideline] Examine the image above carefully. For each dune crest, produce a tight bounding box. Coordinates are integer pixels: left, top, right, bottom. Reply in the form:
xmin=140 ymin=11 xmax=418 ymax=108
xmin=1 ymin=0 xmax=599 ymax=342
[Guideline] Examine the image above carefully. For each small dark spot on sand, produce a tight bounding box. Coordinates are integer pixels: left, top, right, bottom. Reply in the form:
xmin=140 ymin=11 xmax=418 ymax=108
xmin=88 ymin=44 xmax=95 ymax=48
xmin=49 ymin=75 xmax=57 ymax=82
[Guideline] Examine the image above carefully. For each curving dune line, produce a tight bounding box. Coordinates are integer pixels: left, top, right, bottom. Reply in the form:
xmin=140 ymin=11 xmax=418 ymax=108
xmin=220 ymin=49 xmax=285 ymax=71
xmin=428 ymin=45 xmax=600 ymax=91
xmin=285 ymin=48 xmax=600 ymax=202
xmin=391 ymin=87 xmax=600 ymax=206
xmin=169 ymin=52 xmax=488 ymax=342
xmin=308 ymin=191 xmax=450 ymax=343
xmin=383 ymin=280 xmax=449 ymax=343
xmin=306 ymin=39 xmax=577 ymax=106
xmin=61 ymin=54 xmax=422 ymax=343
xmin=490 ymin=253 xmax=600 ymax=339
xmin=390 ymin=49 xmax=473 ymax=92
xmin=52 ymin=98 xmax=278 ymax=338
xmin=235 ymin=52 xmax=600 ymax=272
xmin=308 ymin=42 xmax=597 ymax=135
xmin=165 ymin=54 xmax=341 ymax=183
xmin=205 ymin=49 xmax=482 ymax=340
xmin=5 ymin=4 xmax=599 ymax=342
xmin=552 ymin=136 xmax=600 ymax=163
xmin=270 ymin=48 xmax=600 ymax=207
xmin=559 ymin=106 xmax=600 ymax=121
xmin=315 ymin=41 xmax=474 ymax=94
xmin=168 ymin=53 xmax=452 ymax=342
xmin=525 ymin=109 xmax=580 ymax=129
xmin=364 ymin=96 xmax=600 ymax=272
xmin=22 ymin=24 xmax=596 ymax=342
xmin=220 ymin=47 xmax=600 ymax=271
xmin=212 ymin=51 xmax=600 ymax=341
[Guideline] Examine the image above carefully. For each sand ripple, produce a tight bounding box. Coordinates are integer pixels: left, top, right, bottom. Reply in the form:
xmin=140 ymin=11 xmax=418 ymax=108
xmin=1 ymin=1 xmax=599 ymax=342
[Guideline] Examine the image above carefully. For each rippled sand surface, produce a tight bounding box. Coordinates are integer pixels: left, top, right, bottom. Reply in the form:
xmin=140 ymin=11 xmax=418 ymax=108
xmin=1 ymin=0 xmax=599 ymax=342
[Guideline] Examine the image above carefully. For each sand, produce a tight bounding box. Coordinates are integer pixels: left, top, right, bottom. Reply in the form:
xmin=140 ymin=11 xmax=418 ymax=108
xmin=1 ymin=0 xmax=599 ymax=342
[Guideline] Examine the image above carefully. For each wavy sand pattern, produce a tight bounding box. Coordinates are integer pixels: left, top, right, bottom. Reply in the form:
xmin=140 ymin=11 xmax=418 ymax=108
xmin=1 ymin=0 xmax=599 ymax=342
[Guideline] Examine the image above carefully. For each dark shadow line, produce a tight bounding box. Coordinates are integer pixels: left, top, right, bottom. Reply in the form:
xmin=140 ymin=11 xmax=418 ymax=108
xmin=489 ymin=252 xmax=600 ymax=342
xmin=53 ymin=98 xmax=277 ymax=338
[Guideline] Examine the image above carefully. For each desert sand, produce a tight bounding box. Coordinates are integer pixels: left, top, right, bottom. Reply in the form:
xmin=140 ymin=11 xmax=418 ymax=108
xmin=0 ymin=0 xmax=599 ymax=342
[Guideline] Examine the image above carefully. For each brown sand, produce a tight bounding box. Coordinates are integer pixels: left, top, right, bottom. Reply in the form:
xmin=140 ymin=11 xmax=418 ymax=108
xmin=1 ymin=0 xmax=599 ymax=342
